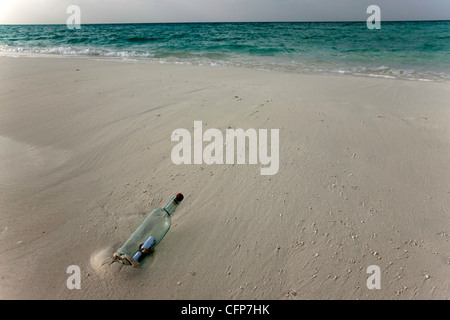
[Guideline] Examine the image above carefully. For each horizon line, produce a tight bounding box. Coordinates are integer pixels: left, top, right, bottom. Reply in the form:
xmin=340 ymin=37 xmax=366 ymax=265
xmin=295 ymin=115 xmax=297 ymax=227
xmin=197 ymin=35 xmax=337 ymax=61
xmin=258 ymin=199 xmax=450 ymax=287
xmin=1 ymin=19 xmax=449 ymax=25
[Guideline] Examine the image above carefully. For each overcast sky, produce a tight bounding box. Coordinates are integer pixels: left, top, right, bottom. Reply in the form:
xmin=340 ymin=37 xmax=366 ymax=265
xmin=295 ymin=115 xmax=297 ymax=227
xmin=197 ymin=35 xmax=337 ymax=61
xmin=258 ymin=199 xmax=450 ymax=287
xmin=1 ymin=0 xmax=449 ymax=24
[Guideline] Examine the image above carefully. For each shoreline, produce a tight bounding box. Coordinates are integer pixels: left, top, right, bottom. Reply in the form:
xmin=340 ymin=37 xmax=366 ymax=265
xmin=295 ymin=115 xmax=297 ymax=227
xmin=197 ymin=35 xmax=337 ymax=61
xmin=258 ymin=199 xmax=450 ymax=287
xmin=0 ymin=51 xmax=447 ymax=83
xmin=0 ymin=55 xmax=449 ymax=299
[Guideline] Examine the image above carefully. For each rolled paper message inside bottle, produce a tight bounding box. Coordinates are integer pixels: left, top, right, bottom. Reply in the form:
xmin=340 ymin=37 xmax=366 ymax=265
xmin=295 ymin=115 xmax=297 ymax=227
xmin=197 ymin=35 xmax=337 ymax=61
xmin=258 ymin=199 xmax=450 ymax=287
xmin=132 ymin=236 xmax=155 ymax=262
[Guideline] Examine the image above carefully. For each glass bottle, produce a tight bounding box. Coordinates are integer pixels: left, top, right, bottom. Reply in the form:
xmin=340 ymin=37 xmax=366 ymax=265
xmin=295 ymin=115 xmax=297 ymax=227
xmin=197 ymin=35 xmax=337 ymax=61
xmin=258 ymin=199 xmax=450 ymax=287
xmin=113 ymin=193 xmax=184 ymax=267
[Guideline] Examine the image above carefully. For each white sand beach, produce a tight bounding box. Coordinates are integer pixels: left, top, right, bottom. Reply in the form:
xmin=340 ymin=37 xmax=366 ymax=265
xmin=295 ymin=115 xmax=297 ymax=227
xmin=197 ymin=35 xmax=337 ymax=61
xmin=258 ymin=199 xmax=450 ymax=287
xmin=0 ymin=55 xmax=449 ymax=299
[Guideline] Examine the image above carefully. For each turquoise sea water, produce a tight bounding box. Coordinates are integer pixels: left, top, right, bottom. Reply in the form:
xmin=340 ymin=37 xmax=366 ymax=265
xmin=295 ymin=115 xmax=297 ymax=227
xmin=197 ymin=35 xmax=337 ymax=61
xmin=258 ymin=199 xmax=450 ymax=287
xmin=0 ymin=21 xmax=449 ymax=81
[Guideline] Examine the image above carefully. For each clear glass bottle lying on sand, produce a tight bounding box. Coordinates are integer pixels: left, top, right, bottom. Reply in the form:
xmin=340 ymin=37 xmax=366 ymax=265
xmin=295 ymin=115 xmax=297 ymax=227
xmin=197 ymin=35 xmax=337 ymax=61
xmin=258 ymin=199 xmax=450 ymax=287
xmin=113 ymin=193 xmax=184 ymax=267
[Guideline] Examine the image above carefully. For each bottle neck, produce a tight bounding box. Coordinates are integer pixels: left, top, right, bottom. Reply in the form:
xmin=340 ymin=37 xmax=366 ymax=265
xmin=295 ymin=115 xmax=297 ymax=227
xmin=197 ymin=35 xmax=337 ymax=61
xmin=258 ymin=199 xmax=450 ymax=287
xmin=163 ymin=196 xmax=181 ymax=216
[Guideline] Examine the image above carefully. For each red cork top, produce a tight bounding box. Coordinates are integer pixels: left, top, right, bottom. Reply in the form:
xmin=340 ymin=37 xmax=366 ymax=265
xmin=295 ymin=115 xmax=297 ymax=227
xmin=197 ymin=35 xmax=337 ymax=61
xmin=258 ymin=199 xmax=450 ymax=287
xmin=175 ymin=193 xmax=184 ymax=203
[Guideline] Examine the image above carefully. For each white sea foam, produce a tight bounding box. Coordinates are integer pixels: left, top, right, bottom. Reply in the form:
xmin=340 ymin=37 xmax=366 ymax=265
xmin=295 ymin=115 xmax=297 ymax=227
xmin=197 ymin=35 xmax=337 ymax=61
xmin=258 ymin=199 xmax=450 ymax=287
xmin=1 ymin=44 xmax=448 ymax=82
